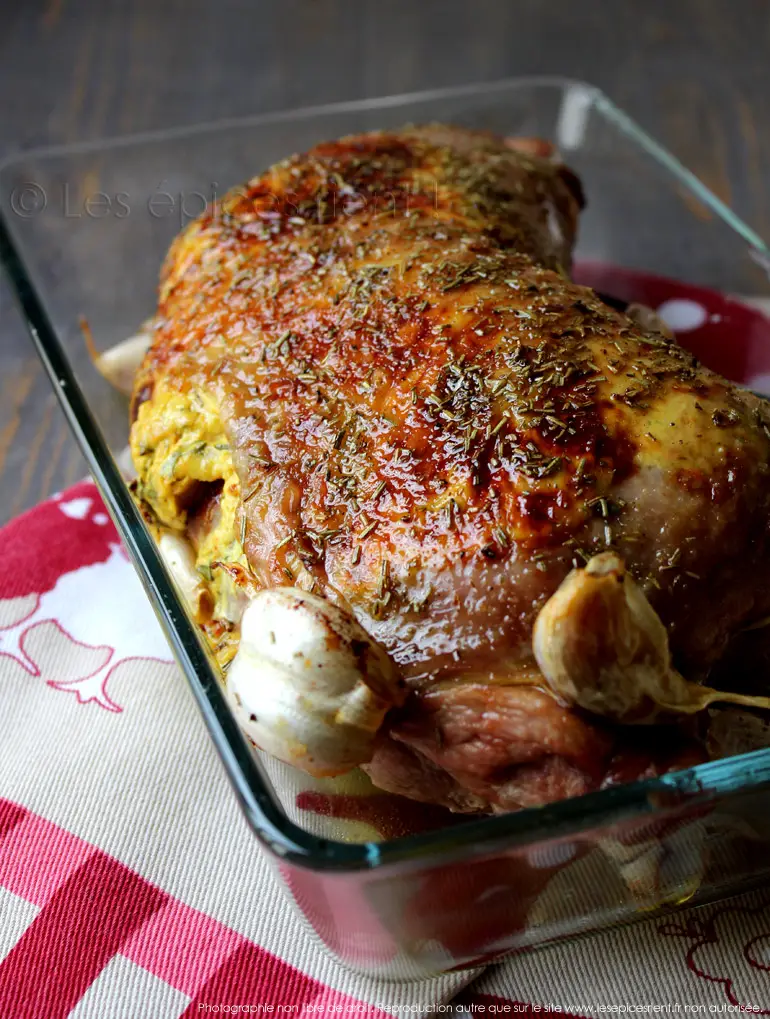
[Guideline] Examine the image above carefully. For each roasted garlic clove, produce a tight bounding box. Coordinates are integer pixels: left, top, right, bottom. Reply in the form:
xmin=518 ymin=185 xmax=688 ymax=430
xmin=598 ymin=820 xmax=708 ymax=911
xmin=159 ymin=533 xmax=208 ymax=615
xmin=533 ymin=553 xmax=770 ymax=723
xmin=226 ymin=587 xmax=406 ymax=777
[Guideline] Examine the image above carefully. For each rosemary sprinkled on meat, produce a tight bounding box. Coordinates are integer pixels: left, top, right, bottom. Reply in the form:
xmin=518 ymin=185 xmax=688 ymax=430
xmin=133 ymin=122 xmax=770 ymax=677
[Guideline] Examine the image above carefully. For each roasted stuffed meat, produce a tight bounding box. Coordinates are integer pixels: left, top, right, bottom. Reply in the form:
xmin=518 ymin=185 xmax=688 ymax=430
xmin=130 ymin=125 xmax=770 ymax=814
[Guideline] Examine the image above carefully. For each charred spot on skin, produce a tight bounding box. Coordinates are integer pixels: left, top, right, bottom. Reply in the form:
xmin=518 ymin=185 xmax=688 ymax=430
xmin=594 ymin=427 xmax=638 ymax=486
xmin=677 ymin=459 xmax=743 ymax=505
xmin=712 ymin=408 xmax=740 ymax=428
xmin=675 ymin=468 xmax=709 ymax=495
xmin=517 ymin=491 xmax=558 ymax=524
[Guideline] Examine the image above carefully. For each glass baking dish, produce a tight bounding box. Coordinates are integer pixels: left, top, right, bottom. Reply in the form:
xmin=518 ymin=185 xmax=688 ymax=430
xmin=3 ymin=77 xmax=770 ymax=981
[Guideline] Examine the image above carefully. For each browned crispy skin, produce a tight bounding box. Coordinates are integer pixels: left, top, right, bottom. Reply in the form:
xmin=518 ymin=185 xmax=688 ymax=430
xmin=132 ymin=125 xmax=770 ymax=813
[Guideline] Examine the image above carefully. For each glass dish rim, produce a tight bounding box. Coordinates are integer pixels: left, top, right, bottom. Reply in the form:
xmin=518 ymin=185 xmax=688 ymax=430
xmin=2 ymin=74 xmax=770 ymax=875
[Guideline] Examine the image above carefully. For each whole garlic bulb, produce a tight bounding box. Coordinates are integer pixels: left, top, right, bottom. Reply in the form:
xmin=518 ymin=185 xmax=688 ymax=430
xmin=226 ymin=587 xmax=406 ymax=776
xmin=533 ymin=553 xmax=770 ymax=724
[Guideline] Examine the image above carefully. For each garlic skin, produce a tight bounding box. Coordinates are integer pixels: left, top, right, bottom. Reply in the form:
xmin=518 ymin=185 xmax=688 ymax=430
xmin=226 ymin=587 xmax=406 ymax=777
xmin=159 ymin=533 xmax=207 ymax=615
xmin=95 ymin=328 xmax=152 ymax=394
xmin=625 ymin=303 xmax=675 ymax=340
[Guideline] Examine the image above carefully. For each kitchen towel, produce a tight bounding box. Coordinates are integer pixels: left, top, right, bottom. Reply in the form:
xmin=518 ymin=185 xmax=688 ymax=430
xmin=2 ymin=278 xmax=770 ymax=1016
xmin=4 ymin=485 xmax=770 ymax=1017
xmin=0 ymin=478 xmax=480 ymax=1017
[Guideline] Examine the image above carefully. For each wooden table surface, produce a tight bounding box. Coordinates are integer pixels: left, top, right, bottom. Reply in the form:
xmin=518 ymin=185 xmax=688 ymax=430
xmin=1 ymin=0 xmax=769 ymax=523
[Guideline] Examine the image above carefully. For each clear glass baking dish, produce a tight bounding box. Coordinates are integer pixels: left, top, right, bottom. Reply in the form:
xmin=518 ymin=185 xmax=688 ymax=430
xmin=3 ymin=77 xmax=770 ymax=981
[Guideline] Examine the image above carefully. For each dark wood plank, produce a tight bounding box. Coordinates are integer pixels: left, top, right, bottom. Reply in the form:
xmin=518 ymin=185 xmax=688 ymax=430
xmin=1 ymin=0 xmax=770 ymax=522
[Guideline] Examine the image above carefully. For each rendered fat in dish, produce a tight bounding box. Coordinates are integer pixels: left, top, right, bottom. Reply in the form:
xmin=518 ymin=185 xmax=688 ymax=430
xmin=128 ymin=124 xmax=770 ymax=814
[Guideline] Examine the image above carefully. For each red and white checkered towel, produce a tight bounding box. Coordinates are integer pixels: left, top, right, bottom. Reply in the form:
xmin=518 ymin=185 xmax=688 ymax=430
xmin=0 ymin=479 xmax=481 ymax=1017
xmin=2 ymin=277 xmax=770 ymax=1016
xmin=3 ymin=482 xmax=770 ymax=1017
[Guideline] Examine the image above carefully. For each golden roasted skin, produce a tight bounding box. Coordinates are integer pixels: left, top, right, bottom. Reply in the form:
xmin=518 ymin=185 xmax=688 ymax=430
xmin=131 ymin=125 xmax=770 ymax=813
